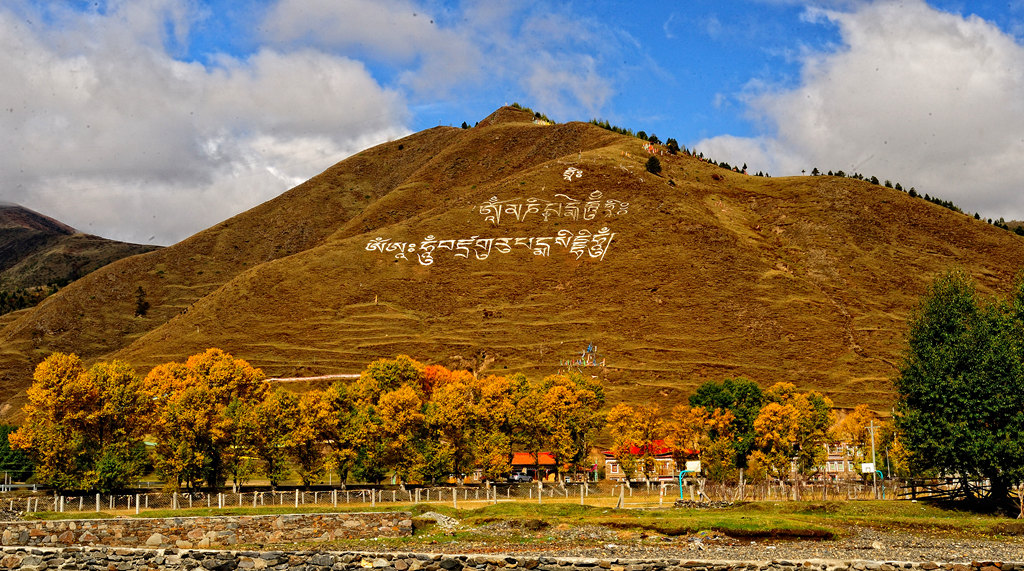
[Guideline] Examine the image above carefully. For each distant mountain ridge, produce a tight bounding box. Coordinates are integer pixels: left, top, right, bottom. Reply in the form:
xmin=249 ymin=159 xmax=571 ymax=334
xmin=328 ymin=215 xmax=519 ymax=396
xmin=2 ymin=105 xmax=1024 ymax=421
xmin=0 ymin=203 xmax=160 ymax=292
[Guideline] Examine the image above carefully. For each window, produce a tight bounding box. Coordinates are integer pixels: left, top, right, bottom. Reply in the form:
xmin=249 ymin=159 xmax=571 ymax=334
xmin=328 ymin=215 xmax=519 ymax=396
xmin=609 ymin=464 xmax=619 ymax=474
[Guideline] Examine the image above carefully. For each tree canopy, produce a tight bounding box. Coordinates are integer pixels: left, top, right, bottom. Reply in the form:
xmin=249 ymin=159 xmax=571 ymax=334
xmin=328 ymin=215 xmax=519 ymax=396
xmin=9 ymin=354 xmax=149 ymax=492
xmin=894 ymin=270 xmax=1024 ymax=502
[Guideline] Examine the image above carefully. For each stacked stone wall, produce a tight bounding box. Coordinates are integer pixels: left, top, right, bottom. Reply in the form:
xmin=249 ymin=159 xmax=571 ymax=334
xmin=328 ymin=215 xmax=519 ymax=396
xmin=0 ymin=547 xmax=1020 ymax=571
xmin=0 ymin=512 xmax=411 ymax=549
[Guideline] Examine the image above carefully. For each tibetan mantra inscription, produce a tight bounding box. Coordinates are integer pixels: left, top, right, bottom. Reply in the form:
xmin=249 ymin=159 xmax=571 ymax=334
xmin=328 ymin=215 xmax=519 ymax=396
xmin=365 ymin=228 xmax=615 ymax=266
xmin=477 ymin=190 xmax=628 ymax=226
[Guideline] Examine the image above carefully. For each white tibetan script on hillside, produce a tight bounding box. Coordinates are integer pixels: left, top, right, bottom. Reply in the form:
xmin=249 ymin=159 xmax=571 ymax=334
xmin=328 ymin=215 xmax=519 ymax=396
xmin=365 ymin=228 xmax=615 ymax=266
xmin=477 ymin=191 xmax=628 ymax=226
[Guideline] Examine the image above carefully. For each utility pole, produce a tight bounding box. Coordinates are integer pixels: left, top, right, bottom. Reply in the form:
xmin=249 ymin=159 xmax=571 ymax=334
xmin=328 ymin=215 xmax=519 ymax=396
xmin=869 ymin=420 xmax=877 ymax=499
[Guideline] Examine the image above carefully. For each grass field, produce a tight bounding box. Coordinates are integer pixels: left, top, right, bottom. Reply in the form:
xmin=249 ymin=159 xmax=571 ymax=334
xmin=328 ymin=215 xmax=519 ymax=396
xmin=21 ymin=499 xmax=1024 ymax=548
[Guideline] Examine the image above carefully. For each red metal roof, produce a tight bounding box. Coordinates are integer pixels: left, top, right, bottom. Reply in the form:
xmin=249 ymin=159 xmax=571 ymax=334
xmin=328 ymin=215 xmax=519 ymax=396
xmin=511 ymin=452 xmax=556 ymax=466
xmin=602 ymin=439 xmax=697 ymax=457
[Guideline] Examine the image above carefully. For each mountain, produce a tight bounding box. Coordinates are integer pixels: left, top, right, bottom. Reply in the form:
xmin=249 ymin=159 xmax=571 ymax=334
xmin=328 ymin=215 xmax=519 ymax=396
xmin=2 ymin=106 xmax=1024 ymax=421
xmin=0 ymin=202 xmax=160 ymax=297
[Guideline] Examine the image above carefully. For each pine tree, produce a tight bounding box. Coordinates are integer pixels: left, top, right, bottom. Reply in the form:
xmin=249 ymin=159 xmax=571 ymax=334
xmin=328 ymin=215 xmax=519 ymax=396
xmin=645 ymin=156 xmax=662 ymax=176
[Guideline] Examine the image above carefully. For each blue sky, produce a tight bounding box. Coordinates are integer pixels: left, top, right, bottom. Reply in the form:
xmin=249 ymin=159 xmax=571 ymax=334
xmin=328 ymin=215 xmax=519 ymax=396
xmin=2 ymin=0 xmax=1023 ymax=244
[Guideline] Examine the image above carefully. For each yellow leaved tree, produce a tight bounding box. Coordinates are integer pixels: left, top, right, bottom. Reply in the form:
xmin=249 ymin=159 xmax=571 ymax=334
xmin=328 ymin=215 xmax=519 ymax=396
xmin=9 ymin=353 xmax=150 ymax=492
xmin=143 ymin=348 xmax=267 ymax=490
xmin=607 ymin=403 xmax=663 ymax=483
xmin=752 ymin=382 xmax=835 ymax=480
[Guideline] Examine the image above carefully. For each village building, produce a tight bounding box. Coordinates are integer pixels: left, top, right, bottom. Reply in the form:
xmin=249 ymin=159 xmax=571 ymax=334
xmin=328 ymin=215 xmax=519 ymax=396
xmin=820 ymin=442 xmax=862 ymax=479
xmin=508 ymin=451 xmax=558 ymax=481
xmin=602 ymin=440 xmax=696 ymax=482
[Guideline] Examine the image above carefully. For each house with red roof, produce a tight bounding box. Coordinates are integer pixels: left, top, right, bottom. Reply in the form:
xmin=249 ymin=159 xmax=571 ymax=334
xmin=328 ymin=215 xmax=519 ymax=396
xmin=601 ymin=440 xmax=698 ymax=482
xmin=508 ymin=451 xmax=557 ymax=481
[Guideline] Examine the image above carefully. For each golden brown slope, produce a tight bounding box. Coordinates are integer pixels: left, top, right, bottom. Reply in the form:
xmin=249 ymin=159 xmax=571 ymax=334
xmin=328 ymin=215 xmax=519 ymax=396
xmin=0 ymin=123 xmax=465 ymax=418
xmin=112 ymin=111 xmax=1024 ymax=411
xmin=3 ymin=106 xmax=1024 ymax=419
xmin=0 ymin=203 xmax=159 ymax=291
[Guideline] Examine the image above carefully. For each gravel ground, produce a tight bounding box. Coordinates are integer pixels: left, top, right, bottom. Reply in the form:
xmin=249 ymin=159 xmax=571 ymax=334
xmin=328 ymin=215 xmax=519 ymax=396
xmin=391 ymin=521 xmax=1024 ymax=563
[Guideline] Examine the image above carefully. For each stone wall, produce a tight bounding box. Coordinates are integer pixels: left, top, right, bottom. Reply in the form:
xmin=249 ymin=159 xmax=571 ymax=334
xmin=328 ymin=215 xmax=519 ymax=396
xmin=0 ymin=547 xmax=1021 ymax=571
xmin=0 ymin=512 xmax=411 ymax=549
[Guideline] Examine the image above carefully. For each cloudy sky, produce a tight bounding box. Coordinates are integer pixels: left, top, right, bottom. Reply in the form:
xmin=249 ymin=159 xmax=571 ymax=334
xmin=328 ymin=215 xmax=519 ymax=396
xmin=2 ymin=0 xmax=1022 ymax=245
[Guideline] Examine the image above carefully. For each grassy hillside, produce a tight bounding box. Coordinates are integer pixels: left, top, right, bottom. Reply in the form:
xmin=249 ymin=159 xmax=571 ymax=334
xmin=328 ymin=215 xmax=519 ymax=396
xmin=3 ymin=106 xmax=1024 ymax=420
xmin=0 ymin=204 xmax=160 ymax=293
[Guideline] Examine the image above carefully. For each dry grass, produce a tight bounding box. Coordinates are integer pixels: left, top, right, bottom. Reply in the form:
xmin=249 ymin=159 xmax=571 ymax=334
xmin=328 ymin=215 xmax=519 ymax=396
xmin=4 ymin=106 xmax=1024 ymax=420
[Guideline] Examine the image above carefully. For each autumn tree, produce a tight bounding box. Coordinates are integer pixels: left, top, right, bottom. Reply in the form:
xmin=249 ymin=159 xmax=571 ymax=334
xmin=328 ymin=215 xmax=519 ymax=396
xmin=144 ymin=348 xmax=267 ymax=490
xmin=377 ymin=385 xmax=426 ymax=484
xmin=243 ymin=388 xmax=297 ymax=489
xmin=10 ymin=354 xmax=150 ymax=492
xmin=222 ymin=399 xmax=257 ymax=490
xmin=321 ymin=381 xmax=358 ymax=487
xmin=287 ymin=390 xmax=333 ymax=488
xmin=830 ymin=404 xmax=883 ymax=467
xmin=472 ymin=373 xmax=528 ymax=481
xmin=536 ymin=372 xmax=605 ymax=479
xmin=752 ymin=401 xmax=801 ymax=478
xmin=753 ymin=382 xmax=835 ymax=479
xmin=425 ymin=369 xmax=477 ymax=483
xmin=350 ymin=356 xmax=428 ymax=484
xmin=666 ymin=404 xmax=737 ymax=483
xmin=606 ymin=403 xmax=663 ymax=482
xmin=606 ymin=404 xmax=639 ymax=482
xmin=512 ymin=381 xmax=550 ymax=479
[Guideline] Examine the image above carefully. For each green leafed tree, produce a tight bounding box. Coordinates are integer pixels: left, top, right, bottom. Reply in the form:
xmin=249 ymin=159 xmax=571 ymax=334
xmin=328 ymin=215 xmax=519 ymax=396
xmin=0 ymin=425 xmax=33 ymax=482
xmin=894 ymin=270 xmax=1024 ymax=504
xmin=645 ymin=156 xmax=662 ymax=176
xmin=689 ymin=378 xmax=763 ymax=466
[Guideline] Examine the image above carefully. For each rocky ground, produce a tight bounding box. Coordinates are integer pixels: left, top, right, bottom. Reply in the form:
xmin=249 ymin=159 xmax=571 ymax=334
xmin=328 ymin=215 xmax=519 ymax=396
xmin=382 ymin=515 xmax=1024 ymax=564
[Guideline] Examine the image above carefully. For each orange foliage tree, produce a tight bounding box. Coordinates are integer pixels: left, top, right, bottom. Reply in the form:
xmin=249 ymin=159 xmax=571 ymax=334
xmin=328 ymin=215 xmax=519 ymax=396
xmin=535 ymin=372 xmax=605 ymax=479
xmin=143 ymin=348 xmax=266 ymax=490
xmin=752 ymin=382 xmax=835 ymax=479
xmin=10 ymin=353 xmax=150 ymax=492
xmin=607 ymin=403 xmax=663 ymax=482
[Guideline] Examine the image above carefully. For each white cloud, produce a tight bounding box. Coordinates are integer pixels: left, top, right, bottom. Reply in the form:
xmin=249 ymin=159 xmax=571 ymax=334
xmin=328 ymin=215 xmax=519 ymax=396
xmin=697 ymin=0 xmax=1024 ymax=219
xmin=0 ymin=1 xmax=409 ymax=245
xmin=262 ymin=0 xmax=481 ymax=95
xmin=260 ymin=0 xmax=621 ymax=118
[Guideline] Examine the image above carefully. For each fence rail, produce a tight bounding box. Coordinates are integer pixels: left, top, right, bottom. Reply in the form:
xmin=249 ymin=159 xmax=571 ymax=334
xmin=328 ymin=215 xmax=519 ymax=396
xmin=0 ymin=478 xmax=916 ymax=516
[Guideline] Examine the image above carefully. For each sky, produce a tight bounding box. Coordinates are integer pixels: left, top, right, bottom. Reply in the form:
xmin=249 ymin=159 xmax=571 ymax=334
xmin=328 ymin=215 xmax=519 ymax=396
xmin=1 ymin=0 xmax=1023 ymax=245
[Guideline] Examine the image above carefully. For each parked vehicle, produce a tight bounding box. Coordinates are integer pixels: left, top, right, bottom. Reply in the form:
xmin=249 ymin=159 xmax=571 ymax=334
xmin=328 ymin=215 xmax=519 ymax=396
xmin=507 ymin=472 xmax=533 ymax=483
